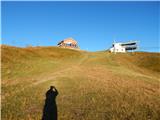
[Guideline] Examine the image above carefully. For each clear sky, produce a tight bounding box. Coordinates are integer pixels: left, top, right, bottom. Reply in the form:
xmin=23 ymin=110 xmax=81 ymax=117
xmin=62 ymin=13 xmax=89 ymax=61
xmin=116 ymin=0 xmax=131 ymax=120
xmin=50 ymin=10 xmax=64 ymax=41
xmin=1 ymin=1 xmax=159 ymax=52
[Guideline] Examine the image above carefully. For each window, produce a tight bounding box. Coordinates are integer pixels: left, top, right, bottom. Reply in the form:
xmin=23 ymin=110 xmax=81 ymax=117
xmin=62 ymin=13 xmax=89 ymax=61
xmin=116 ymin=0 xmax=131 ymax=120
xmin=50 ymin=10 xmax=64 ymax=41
xmin=66 ymin=43 xmax=71 ymax=46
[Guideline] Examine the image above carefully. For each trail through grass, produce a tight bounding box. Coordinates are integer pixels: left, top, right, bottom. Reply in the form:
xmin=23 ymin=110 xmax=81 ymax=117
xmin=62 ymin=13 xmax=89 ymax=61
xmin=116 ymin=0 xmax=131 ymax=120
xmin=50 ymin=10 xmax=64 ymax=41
xmin=1 ymin=45 xmax=160 ymax=120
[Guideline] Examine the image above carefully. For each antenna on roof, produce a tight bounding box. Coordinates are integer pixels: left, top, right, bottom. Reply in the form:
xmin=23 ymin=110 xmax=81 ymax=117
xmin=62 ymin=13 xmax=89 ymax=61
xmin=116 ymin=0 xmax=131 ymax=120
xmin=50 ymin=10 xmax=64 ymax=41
xmin=113 ymin=38 xmax=116 ymax=54
xmin=113 ymin=39 xmax=116 ymax=44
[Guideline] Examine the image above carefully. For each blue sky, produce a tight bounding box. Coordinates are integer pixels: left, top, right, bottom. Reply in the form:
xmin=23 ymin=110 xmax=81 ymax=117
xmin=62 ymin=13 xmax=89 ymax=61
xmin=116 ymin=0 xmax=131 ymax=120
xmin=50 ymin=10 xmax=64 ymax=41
xmin=1 ymin=1 xmax=159 ymax=52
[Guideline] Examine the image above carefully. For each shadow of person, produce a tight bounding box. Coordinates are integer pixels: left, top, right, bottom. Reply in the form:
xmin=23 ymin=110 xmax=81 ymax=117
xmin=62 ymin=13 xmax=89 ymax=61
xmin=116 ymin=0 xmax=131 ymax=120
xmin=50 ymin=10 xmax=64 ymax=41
xmin=42 ymin=86 xmax=58 ymax=120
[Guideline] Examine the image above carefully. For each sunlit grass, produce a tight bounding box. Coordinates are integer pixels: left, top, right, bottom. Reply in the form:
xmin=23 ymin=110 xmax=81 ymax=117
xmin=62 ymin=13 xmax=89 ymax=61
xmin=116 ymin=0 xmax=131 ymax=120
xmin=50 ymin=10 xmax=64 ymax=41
xmin=1 ymin=45 xmax=160 ymax=120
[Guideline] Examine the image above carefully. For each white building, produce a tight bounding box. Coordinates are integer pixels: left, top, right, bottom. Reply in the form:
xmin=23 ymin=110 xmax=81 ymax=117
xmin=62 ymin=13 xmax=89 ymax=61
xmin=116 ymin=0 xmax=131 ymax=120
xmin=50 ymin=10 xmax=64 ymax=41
xmin=109 ymin=41 xmax=137 ymax=53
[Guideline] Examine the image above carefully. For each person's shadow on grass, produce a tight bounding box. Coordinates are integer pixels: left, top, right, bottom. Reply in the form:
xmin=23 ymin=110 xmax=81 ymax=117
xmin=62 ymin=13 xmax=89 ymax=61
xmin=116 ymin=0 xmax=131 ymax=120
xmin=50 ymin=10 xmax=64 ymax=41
xmin=42 ymin=86 xmax=58 ymax=120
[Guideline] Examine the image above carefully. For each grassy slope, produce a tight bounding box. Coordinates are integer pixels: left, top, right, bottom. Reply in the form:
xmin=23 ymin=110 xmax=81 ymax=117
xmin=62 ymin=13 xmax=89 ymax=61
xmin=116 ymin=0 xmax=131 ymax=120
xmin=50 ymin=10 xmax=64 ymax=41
xmin=1 ymin=45 xmax=160 ymax=120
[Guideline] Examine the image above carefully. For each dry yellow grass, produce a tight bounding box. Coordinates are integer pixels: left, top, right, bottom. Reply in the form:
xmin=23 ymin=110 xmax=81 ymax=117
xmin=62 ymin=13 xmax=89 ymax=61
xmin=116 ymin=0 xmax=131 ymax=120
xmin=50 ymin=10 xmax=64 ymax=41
xmin=1 ymin=45 xmax=160 ymax=120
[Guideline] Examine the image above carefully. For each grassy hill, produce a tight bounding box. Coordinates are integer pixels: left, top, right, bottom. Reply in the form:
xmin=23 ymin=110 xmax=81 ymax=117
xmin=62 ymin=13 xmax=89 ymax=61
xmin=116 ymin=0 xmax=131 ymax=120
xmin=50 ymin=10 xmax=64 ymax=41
xmin=1 ymin=45 xmax=160 ymax=120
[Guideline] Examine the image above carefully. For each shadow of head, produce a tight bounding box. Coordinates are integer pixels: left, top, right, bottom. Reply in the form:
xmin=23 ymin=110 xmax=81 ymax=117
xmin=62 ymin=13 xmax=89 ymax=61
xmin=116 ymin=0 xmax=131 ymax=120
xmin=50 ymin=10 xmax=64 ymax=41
xmin=42 ymin=86 xmax=58 ymax=120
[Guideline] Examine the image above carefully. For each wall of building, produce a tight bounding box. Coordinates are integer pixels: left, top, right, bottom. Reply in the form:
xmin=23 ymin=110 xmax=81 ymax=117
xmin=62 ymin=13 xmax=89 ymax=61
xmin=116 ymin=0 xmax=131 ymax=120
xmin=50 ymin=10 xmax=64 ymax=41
xmin=110 ymin=43 xmax=126 ymax=53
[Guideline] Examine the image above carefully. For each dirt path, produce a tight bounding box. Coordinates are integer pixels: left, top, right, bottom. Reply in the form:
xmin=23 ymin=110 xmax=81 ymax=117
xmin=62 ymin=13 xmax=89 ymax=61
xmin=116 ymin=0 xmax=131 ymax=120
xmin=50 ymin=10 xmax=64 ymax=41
xmin=31 ymin=53 xmax=89 ymax=86
xmin=4 ymin=53 xmax=89 ymax=97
